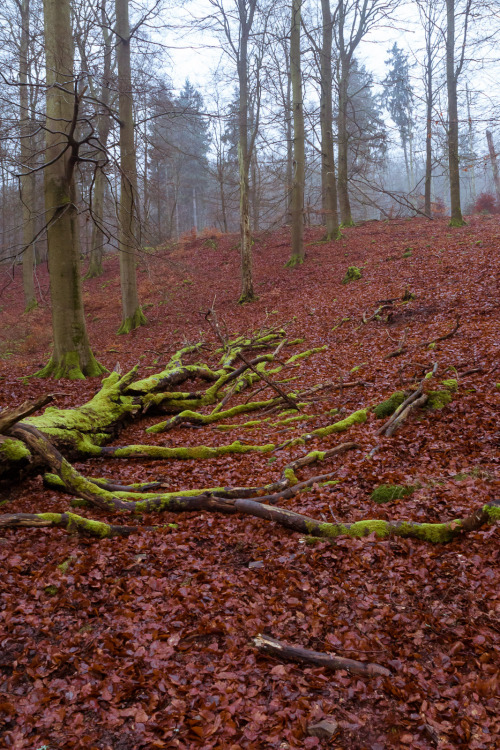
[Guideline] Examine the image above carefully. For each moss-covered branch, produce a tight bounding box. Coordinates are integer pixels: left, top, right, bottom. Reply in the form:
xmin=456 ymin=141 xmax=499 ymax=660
xmin=0 ymin=511 xmax=136 ymax=537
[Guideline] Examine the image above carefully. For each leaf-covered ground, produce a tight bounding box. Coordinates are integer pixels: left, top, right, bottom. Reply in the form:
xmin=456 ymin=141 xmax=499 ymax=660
xmin=0 ymin=217 xmax=499 ymax=749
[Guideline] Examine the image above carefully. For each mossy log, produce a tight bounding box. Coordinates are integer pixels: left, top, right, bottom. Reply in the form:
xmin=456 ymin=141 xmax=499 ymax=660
xmin=0 ymin=512 xmax=135 ymax=538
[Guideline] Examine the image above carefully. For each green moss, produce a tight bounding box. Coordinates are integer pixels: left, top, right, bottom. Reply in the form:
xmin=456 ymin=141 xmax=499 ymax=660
xmin=111 ymin=440 xmax=275 ymax=460
xmin=441 ymin=378 xmax=458 ymax=392
xmin=308 ymin=409 xmax=367 ymax=439
xmin=286 ymin=346 xmax=327 ymax=364
xmin=285 ymin=255 xmax=304 ymax=268
xmin=57 ymin=557 xmax=75 ymax=574
xmin=34 ymin=351 xmax=106 ymax=380
xmin=273 ymin=414 xmax=312 ymax=426
xmin=284 ymin=468 xmax=298 ymax=486
xmin=117 ymin=307 xmax=147 ymax=335
xmin=426 ymin=390 xmax=452 ymax=409
xmin=44 ymin=585 xmax=59 ymax=596
xmin=370 ymin=484 xmax=416 ymax=504
xmin=0 ymin=437 xmax=31 ymax=462
xmin=373 ymin=391 xmax=406 ymax=419
xmin=485 ymin=503 xmax=500 ymax=521
xmin=319 ymin=480 xmax=339 ymax=487
xmin=342 ymin=266 xmax=362 ymax=284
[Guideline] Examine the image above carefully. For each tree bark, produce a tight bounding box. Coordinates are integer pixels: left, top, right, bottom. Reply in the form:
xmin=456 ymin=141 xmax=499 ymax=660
xmin=337 ymin=57 xmax=353 ymax=226
xmin=320 ymin=0 xmax=340 ymax=241
xmin=253 ymin=634 xmax=391 ymax=677
xmin=237 ymin=8 xmax=256 ymax=303
xmin=19 ymin=0 xmax=36 ymax=311
xmin=424 ymin=35 xmax=433 ymax=217
xmin=38 ymin=0 xmax=104 ymax=379
xmin=115 ymin=0 xmax=147 ymax=332
xmin=486 ymin=130 xmax=500 ymax=204
xmin=446 ymin=0 xmax=465 ymax=226
xmin=86 ymin=3 xmax=113 ymax=279
xmin=287 ymin=0 xmax=305 ymax=266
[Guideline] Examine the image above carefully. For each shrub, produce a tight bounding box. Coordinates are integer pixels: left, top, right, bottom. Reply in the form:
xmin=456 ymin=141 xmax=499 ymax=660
xmin=471 ymin=192 xmax=500 ymax=215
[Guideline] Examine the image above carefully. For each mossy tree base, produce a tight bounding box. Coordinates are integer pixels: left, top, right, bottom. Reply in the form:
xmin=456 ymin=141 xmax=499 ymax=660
xmin=448 ymin=217 xmax=467 ymax=227
xmin=285 ymin=255 xmax=304 ymax=268
xmin=34 ymin=352 xmax=107 ymax=380
xmin=117 ymin=307 xmax=148 ymax=334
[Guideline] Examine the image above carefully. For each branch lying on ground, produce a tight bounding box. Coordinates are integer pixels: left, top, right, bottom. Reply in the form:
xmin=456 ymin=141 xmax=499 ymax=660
xmin=253 ymin=634 xmax=391 ymax=677
xmin=0 ymin=394 xmax=54 ymax=434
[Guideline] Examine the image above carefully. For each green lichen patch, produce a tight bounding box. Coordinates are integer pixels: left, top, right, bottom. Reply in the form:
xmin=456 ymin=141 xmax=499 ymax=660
xmin=370 ymin=484 xmax=416 ymax=504
xmin=342 ymin=266 xmax=362 ymax=284
xmin=373 ymin=392 xmax=406 ymax=419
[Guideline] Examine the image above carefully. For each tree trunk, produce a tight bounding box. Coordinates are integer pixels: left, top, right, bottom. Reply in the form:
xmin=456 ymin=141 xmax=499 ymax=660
xmin=486 ymin=130 xmax=500 ymax=204
xmin=115 ymin=0 xmax=147 ymax=332
xmin=320 ymin=0 xmax=340 ymax=241
xmin=237 ymin=27 xmax=256 ymax=303
xmin=446 ymin=0 xmax=465 ymax=226
xmin=285 ymin=44 xmax=293 ymax=216
xmin=337 ymin=58 xmax=353 ymax=226
xmin=19 ymin=0 xmax=36 ymax=311
xmin=38 ymin=0 xmax=103 ymax=379
xmin=287 ymin=0 xmax=305 ymax=266
xmin=86 ymin=3 xmax=113 ymax=279
xmin=424 ymin=38 xmax=433 ymax=217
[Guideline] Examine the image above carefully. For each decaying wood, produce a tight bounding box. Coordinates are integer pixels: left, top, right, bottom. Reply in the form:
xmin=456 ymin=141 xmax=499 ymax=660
xmin=0 ymin=394 xmax=54 ymax=434
xmin=237 ymin=351 xmax=300 ymax=411
xmin=253 ymin=634 xmax=391 ymax=677
xmin=378 ymin=363 xmax=437 ymax=436
xmin=0 ymin=512 xmax=135 ymax=537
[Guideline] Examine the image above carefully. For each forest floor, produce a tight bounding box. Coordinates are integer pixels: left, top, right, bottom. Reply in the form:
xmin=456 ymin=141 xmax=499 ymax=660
xmin=0 ymin=216 xmax=499 ymax=750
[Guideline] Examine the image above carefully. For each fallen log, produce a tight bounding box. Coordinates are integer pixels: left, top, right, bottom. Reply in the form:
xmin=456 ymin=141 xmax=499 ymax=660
xmin=0 ymin=511 xmax=135 ymax=537
xmin=0 ymin=394 xmax=54 ymax=434
xmin=253 ymin=634 xmax=391 ymax=677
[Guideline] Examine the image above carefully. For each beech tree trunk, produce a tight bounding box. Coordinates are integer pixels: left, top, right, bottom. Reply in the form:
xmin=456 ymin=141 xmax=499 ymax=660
xmin=237 ymin=14 xmax=256 ymax=303
xmin=446 ymin=0 xmax=465 ymax=226
xmin=288 ymin=0 xmax=305 ymax=266
xmin=38 ymin=0 xmax=103 ymax=379
xmin=486 ymin=130 xmax=500 ymax=204
xmin=337 ymin=57 xmax=353 ymax=227
xmin=86 ymin=2 xmax=113 ymax=279
xmin=424 ymin=36 xmax=433 ymax=217
xmin=115 ymin=0 xmax=146 ymax=332
xmin=320 ymin=0 xmax=340 ymax=241
xmin=19 ymin=0 xmax=36 ymax=311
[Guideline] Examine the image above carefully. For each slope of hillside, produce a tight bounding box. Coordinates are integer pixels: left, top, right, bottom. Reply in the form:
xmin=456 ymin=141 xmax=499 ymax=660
xmin=0 ymin=217 xmax=499 ymax=749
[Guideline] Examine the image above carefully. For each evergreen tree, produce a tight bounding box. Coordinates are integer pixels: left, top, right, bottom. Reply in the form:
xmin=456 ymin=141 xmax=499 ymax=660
xmin=382 ymin=43 xmax=414 ymax=189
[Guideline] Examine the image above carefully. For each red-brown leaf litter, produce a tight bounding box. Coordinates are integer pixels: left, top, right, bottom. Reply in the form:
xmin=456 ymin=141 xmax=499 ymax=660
xmin=0 ymin=217 xmax=499 ymax=749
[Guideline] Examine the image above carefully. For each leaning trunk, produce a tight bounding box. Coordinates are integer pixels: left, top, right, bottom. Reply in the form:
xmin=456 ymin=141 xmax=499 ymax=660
xmin=288 ymin=0 xmax=305 ymax=266
xmin=446 ymin=0 xmax=465 ymax=226
xmin=115 ymin=0 xmax=146 ymax=332
xmin=19 ymin=0 xmax=36 ymax=311
xmin=38 ymin=0 xmax=103 ymax=379
xmin=320 ymin=0 xmax=339 ymax=241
